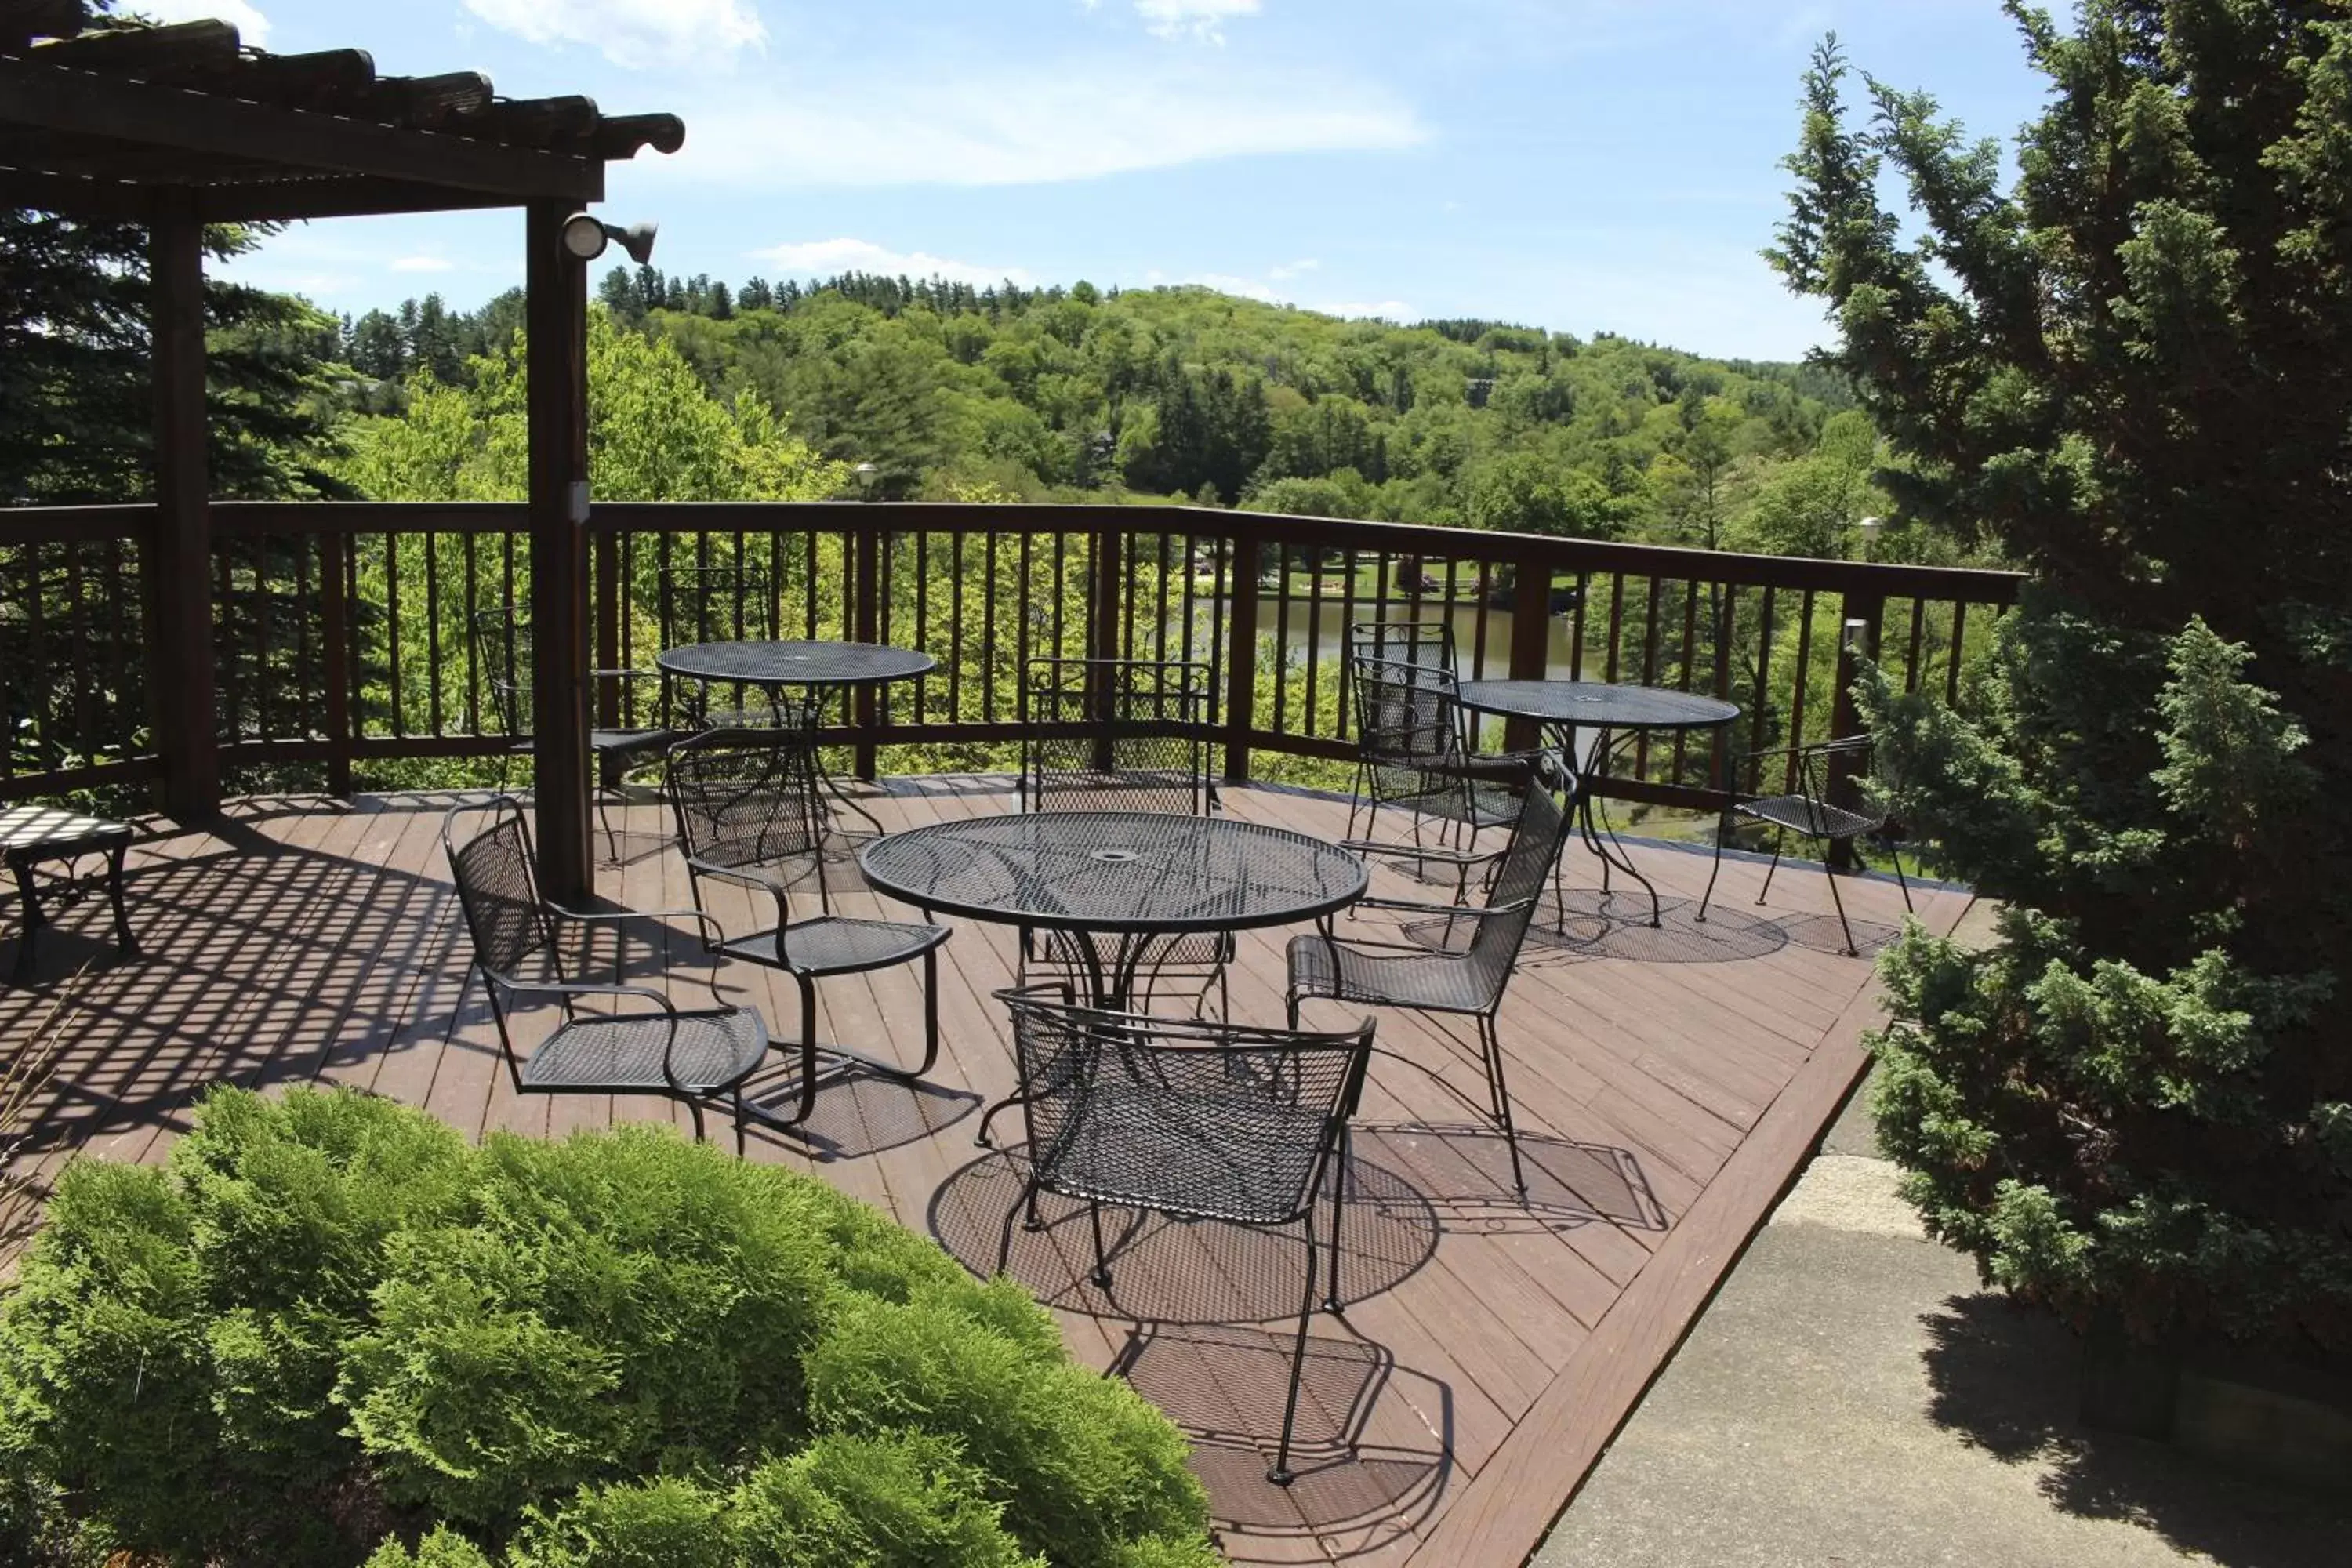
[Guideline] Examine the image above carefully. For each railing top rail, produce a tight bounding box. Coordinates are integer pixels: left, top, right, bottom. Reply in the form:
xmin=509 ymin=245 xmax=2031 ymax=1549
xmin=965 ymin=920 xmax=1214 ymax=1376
xmin=2 ymin=499 xmax=2027 ymax=604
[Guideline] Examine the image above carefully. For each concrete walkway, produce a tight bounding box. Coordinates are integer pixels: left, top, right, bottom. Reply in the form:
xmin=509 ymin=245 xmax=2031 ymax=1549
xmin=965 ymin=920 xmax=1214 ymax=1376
xmin=1534 ymin=1082 xmax=2351 ymax=1568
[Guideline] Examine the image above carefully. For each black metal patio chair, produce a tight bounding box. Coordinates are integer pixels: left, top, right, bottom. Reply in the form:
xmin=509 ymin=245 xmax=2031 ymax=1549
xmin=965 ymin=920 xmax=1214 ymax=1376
xmin=441 ymin=796 xmax=768 ymax=1151
xmin=1288 ymin=765 xmax=1573 ymax=1195
xmin=1697 ymin=734 xmax=1913 ymax=956
xmin=649 ymin=562 xmax=804 ymax=731
xmin=1018 ymin=655 xmax=1231 ymax=1016
xmin=1345 ymin=653 xmax=1548 ymax=895
xmin=994 ymin=984 xmax=1374 ymax=1486
xmin=667 ymin=727 xmax=949 ymax=1131
xmin=472 ymin=606 xmax=670 ymax=858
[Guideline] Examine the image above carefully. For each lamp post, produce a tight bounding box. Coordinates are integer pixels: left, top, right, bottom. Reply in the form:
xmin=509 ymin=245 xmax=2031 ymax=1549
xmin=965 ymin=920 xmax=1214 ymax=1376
xmin=1855 ymin=514 xmax=1884 ymax=560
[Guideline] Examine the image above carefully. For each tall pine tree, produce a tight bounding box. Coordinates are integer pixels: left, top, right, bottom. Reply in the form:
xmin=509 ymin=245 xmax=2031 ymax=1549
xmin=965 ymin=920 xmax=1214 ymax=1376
xmin=1773 ymin=5 xmax=2352 ymax=1352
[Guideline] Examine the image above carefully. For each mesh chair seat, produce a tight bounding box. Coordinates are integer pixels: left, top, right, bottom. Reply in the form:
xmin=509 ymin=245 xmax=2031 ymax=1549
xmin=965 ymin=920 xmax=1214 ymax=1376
xmin=1374 ymin=770 xmax=1529 ymax=831
xmin=523 ymin=1007 xmax=768 ymax=1093
xmin=1037 ymin=1079 xmax=1332 ymax=1227
xmin=1734 ymin=793 xmax=1878 ymax=839
xmin=761 ymin=914 xmax=949 ymax=977
xmin=1287 ymin=931 xmax=1496 ymax=1015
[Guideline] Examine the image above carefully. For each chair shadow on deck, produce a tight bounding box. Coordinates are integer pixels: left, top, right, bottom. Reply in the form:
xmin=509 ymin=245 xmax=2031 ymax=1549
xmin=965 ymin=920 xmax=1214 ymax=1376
xmin=1116 ymin=1321 xmax=1450 ymax=1551
xmin=1518 ymin=888 xmax=1791 ymax=964
xmin=1350 ymin=1121 xmax=1668 ymax=1236
xmin=737 ymin=1060 xmax=977 ymax=1160
xmin=927 ymin=1146 xmax=1440 ymax=1325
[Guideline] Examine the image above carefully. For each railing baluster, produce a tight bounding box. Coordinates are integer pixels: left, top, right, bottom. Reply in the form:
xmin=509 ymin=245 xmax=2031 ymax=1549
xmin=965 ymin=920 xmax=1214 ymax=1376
xmin=1787 ymin=590 xmax=1816 ymax=792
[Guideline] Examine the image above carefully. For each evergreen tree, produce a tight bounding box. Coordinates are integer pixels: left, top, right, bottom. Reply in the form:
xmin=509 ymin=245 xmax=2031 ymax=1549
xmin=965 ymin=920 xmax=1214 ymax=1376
xmin=1773 ymin=9 xmax=2352 ymax=1351
xmin=0 ymin=209 xmax=348 ymax=502
xmin=347 ymin=309 xmax=407 ymax=380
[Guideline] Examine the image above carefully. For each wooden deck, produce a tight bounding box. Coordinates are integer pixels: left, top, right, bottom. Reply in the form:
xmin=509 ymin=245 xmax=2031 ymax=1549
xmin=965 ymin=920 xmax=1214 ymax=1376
xmin=0 ymin=781 xmax=1969 ymax=1566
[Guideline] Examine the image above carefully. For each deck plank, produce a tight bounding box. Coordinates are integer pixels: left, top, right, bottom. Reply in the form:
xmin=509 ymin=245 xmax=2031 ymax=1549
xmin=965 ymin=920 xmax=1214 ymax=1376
xmin=0 ymin=779 xmax=1963 ymax=1565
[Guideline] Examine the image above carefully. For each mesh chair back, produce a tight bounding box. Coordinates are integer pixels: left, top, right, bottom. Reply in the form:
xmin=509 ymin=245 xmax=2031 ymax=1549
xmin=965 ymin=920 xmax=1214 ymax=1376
xmin=997 ymin=986 xmax=1372 ymax=1225
xmin=1352 ymin=655 xmax=1467 ymax=767
xmin=1348 ymin=619 xmax=1456 ymax=676
xmin=659 ymin=564 xmax=777 ymax=646
xmin=443 ymin=798 xmax=560 ymax=982
xmin=668 ymin=728 xmax=825 ymax=877
xmin=1797 ymin=735 xmax=1892 ymax=835
xmin=1464 ymin=773 xmax=1569 ymax=997
xmin=472 ymin=607 xmax=532 ymax=735
xmin=1021 ymin=657 xmax=1213 ymax=815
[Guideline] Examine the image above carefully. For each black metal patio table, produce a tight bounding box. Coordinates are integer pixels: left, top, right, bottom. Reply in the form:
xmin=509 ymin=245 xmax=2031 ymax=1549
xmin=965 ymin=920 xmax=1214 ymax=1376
xmin=656 ymin=639 xmax=935 ymax=834
xmin=1456 ymin=680 xmax=1740 ymax=930
xmin=858 ymin=810 xmax=1368 ymax=1011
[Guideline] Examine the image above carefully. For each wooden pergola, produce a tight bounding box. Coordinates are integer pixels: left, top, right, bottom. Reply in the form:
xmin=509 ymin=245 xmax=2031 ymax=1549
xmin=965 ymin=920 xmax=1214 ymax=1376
xmin=0 ymin=2 xmax=684 ymax=897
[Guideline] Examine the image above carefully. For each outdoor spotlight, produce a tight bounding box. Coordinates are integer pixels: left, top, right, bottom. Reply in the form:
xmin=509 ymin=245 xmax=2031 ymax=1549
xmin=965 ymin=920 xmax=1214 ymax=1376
xmin=560 ymin=214 xmax=659 ymax=264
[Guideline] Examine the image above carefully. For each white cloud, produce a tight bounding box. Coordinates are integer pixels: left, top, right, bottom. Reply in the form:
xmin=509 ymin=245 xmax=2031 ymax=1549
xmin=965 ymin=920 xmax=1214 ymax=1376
xmin=389 ymin=256 xmax=456 ymax=273
xmin=133 ymin=0 xmax=270 ymax=45
xmin=1268 ymin=257 xmax=1319 ymax=280
xmin=750 ymin=238 xmax=1034 ymax=288
xmin=1135 ymin=0 xmax=1260 ymax=43
xmin=462 ymin=0 xmax=764 ymax=71
xmin=681 ymin=70 xmax=1424 ymax=189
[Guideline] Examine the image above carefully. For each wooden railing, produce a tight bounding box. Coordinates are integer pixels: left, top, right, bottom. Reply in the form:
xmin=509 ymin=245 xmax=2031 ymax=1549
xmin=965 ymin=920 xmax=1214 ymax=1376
xmin=2 ymin=499 xmax=2023 ymax=815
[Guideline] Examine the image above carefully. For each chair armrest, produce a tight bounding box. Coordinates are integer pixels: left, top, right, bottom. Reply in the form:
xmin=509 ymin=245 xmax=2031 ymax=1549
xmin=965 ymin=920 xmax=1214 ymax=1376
xmin=1359 ymin=893 xmax=1526 ymax=920
xmin=591 ymin=666 xmax=659 ymax=683
xmin=546 ymin=901 xmax=728 ymax=947
xmin=1341 ymin=838 xmax=1504 ymax=869
xmin=482 ymin=971 xmax=678 ymax=1014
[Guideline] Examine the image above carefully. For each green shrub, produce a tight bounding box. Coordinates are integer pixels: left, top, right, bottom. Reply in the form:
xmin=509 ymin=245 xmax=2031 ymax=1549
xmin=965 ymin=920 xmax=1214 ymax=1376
xmin=0 ymin=1086 xmax=1218 ymax=1568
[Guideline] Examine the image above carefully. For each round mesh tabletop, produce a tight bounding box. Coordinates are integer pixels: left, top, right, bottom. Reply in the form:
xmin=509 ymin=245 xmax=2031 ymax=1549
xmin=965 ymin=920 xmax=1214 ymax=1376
xmin=655 ymin=640 xmax=935 ymax=687
xmin=1456 ymin=679 xmax=1739 ymax=731
xmin=859 ymin=811 xmax=1367 ymax=934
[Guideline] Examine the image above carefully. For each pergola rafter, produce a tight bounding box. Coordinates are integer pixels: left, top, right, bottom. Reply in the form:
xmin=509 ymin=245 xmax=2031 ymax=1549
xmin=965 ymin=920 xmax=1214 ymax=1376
xmin=0 ymin=0 xmax=687 ymax=897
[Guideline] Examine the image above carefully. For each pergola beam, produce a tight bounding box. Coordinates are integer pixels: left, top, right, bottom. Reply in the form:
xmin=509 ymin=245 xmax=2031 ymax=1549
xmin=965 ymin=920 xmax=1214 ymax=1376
xmin=199 ymin=176 xmax=521 ymax=223
xmin=0 ymin=56 xmax=603 ymax=201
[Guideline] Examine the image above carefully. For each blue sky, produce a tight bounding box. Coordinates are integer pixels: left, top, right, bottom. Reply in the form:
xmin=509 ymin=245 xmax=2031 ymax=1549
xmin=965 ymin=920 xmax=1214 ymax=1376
xmin=160 ymin=0 xmax=2050 ymax=361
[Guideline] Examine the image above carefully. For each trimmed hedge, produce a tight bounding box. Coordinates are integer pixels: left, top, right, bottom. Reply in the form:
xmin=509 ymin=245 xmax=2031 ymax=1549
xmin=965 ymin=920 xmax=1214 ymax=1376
xmin=0 ymin=1087 xmax=1219 ymax=1567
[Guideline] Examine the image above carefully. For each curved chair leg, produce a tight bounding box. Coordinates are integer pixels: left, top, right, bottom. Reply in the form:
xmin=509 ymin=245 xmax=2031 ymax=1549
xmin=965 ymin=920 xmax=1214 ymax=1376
xmin=1824 ymin=848 xmax=1860 ymax=957
xmin=1479 ymin=1014 xmax=1528 ymax=1197
xmin=997 ymin=1171 xmax=1043 ymax=1274
xmin=1756 ymin=825 xmax=1786 ymax=906
xmin=105 ymin=840 xmax=136 ymax=955
xmin=783 ymin=972 xmax=822 ymax=1127
xmin=1268 ymin=1203 xmax=1323 ymax=1487
xmin=1323 ymin=1125 xmax=1350 ymax=1312
xmin=1889 ymin=839 xmax=1915 ymax=914
xmin=734 ymin=1090 xmax=747 ymax=1157
xmin=1087 ymin=1200 xmax=1113 ymax=1290
xmin=685 ymin=1097 xmax=708 ymax=1144
xmin=1695 ymin=807 xmax=1732 ymax=924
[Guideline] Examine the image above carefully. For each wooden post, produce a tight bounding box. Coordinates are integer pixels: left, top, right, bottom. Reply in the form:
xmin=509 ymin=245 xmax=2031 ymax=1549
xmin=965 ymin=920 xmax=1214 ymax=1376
xmin=147 ymin=191 xmax=220 ymax=818
xmin=852 ymin=518 xmax=880 ymax=780
xmin=525 ymin=201 xmax=593 ymax=899
xmin=1222 ymin=535 xmax=1259 ymax=784
xmin=1825 ymin=592 xmax=1883 ymax=869
xmin=1504 ymin=555 xmax=1551 ymax=755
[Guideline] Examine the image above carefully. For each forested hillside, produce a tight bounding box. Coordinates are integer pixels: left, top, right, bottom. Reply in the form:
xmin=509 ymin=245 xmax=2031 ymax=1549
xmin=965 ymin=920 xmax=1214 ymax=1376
xmin=337 ymin=269 xmax=1985 ymax=567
